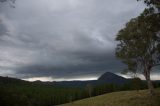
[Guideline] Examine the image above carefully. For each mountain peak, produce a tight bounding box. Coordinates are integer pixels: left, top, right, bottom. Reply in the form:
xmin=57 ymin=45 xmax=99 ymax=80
xmin=98 ymin=72 xmax=118 ymax=80
xmin=98 ymin=72 xmax=128 ymax=84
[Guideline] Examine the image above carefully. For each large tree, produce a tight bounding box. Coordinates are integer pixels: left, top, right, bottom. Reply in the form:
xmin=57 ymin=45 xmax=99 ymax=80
xmin=116 ymin=11 xmax=160 ymax=95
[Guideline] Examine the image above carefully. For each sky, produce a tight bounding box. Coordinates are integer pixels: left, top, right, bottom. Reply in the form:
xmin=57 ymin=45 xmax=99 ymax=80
xmin=0 ymin=0 xmax=159 ymax=81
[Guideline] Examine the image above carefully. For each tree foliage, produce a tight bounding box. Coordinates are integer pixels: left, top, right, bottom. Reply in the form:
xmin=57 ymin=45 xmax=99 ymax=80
xmin=138 ymin=0 xmax=160 ymax=11
xmin=116 ymin=10 xmax=160 ymax=95
xmin=138 ymin=0 xmax=160 ymax=6
xmin=116 ymin=12 xmax=160 ymax=72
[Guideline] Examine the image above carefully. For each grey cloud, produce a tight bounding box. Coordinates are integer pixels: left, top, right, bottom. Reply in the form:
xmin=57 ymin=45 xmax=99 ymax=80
xmin=0 ymin=20 xmax=7 ymax=36
xmin=15 ymin=51 xmax=125 ymax=79
xmin=0 ymin=0 xmax=148 ymax=80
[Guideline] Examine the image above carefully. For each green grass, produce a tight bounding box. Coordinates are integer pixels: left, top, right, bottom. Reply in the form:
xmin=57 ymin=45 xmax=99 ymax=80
xmin=60 ymin=88 xmax=160 ymax=106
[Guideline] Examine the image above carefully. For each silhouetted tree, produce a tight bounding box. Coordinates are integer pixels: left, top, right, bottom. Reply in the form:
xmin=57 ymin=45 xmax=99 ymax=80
xmin=116 ymin=10 xmax=160 ymax=95
xmin=131 ymin=77 xmax=142 ymax=92
xmin=86 ymin=84 xmax=93 ymax=97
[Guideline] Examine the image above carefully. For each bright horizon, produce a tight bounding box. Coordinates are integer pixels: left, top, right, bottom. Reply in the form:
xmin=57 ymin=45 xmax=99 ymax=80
xmin=22 ymin=73 xmax=160 ymax=82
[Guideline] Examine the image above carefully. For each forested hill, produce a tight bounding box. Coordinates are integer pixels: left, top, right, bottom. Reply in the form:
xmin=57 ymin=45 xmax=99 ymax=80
xmin=0 ymin=76 xmax=86 ymax=106
xmin=0 ymin=73 xmax=160 ymax=106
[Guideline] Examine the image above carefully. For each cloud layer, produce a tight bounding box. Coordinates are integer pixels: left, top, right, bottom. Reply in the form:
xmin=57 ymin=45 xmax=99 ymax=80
xmin=0 ymin=0 xmax=151 ymax=81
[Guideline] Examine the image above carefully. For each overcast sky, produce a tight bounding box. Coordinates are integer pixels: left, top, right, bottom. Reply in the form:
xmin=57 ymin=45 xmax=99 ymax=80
xmin=0 ymin=0 xmax=159 ymax=81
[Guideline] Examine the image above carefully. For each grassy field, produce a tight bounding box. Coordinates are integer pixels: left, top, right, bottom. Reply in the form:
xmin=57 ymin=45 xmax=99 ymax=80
xmin=60 ymin=88 xmax=160 ymax=106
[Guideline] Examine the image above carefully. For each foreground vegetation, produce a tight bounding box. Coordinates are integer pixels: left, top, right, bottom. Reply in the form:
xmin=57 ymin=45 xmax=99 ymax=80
xmin=0 ymin=76 xmax=160 ymax=106
xmin=0 ymin=77 xmax=87 ymax=106
xmin=60 ymin=88 xmax=160 ymax=106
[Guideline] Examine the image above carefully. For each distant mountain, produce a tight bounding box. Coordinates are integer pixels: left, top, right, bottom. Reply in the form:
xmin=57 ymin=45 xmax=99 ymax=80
xmin=0 ymin=72 xmax=129 ymax=88
xmin=54 ymin=72 xmax=129 ymax=87
xmin=0 ymin=72 xmax=160 ymax=88
xmin=0 ymin=76 xmax=28 ymax=85
xmin=98 ymin=72 xmax=128 ymax=84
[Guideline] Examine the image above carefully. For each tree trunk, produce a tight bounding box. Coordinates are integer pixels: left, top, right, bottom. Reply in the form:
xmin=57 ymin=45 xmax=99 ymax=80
xmin=147 ymin=78 xmax=155 ymax=95
xmin=144 ymin=68 xmax=155 ymax=96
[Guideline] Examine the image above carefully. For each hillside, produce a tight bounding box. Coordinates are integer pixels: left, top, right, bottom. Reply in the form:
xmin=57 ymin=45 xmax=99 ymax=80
xmin=60 ymin=88 xmax=160 ymax=106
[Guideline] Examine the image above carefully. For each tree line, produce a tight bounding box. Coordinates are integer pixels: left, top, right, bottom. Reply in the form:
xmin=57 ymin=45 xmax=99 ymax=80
xmin=0 ymin=76 xmax=160 ymax=106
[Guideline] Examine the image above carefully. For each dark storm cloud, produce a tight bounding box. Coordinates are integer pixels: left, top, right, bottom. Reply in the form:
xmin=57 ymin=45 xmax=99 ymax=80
xmin=16 ymin=51 xmax=125 ymax=79
xmin=0 ymin=0 xmax=149 ymax=80
xmin=0 ymin=20 xmax=7 ymax=36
